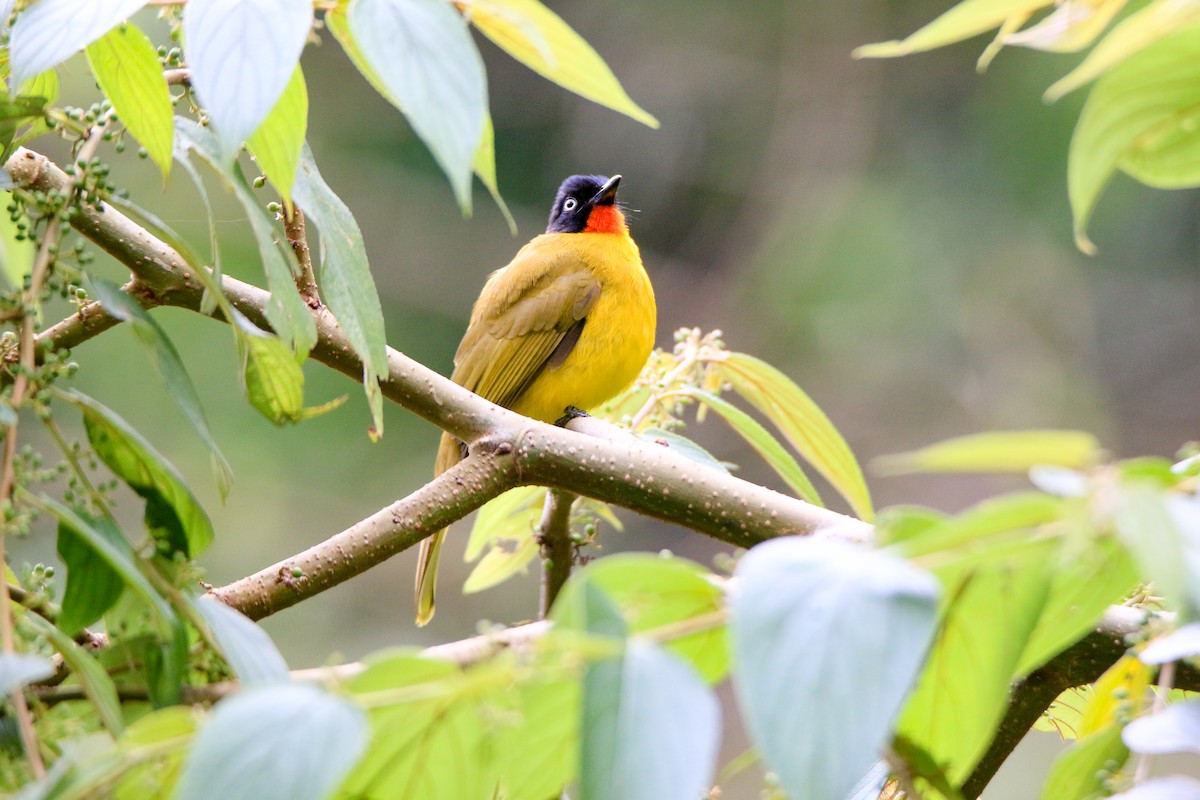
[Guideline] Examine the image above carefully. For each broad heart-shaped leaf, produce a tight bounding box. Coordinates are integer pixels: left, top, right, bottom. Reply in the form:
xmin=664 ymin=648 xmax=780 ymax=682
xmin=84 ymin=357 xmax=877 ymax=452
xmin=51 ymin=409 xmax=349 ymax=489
xmin=898 ymin=537 xmax=1056 ymax=785
xmin=183 ymin=0 xmax=313 ymax=160
xmin=113 ymin=706 xmax=198 ymax=800
xmin=174 ymin=117 xmax=317 ymax=357
xmin=340 ymin=651 xmax=507 ymax=798
xmin=731 ymin=537 xmax=939 ymax=800
xmin=718 ymin=352 xmax=872 ymax=520
xmin=0 ymin=653 xmax=53 ymax=697
xmin=579 ymin=639 xmax=720 ymax=800
xmin=292 ymin=143 xmax=387 ymax=435
xmin=192 ymin=596 xmax=289 ymax=687
xmin=56 ymin=509 xmax=127 ymax=635
xmin=66 ymin=391 xmax=214 ymax=557
xmin=347 ymin=0 xmax=487 ymax=209
xmin=176 ymin=682 xmax=367 ymax=800
xmin=553 ymin=554 xmax=729 ymax=684
xmin=8 ymin=0 xmax=147 ymax=88
xmin=495 ymin=674 xmax=580 ymax=800
xmin=86 ymin=22 xmax=173 ymax=177
xmin=466 ymin=0 xmax=658 ymax=128
xmin=248 ymin=66 xmax=308 ymax=208
xmin=24 ymin=612 xmax=123 ymax=735
xmin=1123 ymin=699 xmax=1200 ymax=756
xmin=1069 ymin=24 xmax=1200 ymax=254
xmin=875 ymin=429 xmax=1101 ymax=475
xmin=852 ymin=0 xmax=1052 ymax=59
xmin=1040 ymin=724 xmax=1129 ymax=800
xmin=679 ymin=387 xmax=821 ymax=505
xmin=89 ymin=277 xmax=233 ymax=498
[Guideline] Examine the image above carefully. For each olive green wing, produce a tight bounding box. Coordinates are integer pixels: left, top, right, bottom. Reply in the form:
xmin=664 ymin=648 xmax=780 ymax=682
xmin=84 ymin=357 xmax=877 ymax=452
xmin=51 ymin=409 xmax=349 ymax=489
xmin=452 ymin=244 xmax=600 ymax=410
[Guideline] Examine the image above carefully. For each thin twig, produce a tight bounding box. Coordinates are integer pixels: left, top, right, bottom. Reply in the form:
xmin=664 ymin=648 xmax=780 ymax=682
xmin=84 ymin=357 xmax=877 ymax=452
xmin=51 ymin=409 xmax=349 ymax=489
xmin=537 ymin=489 xmax=577 ymax=619
xmin=283 ymin=206 xmax=321 ymax=308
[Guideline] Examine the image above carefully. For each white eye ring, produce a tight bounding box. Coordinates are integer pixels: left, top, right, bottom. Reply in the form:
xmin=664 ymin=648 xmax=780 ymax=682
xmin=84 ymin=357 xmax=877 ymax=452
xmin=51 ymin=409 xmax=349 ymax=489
xmin=563 ymin=197 xmax=578 ymax=211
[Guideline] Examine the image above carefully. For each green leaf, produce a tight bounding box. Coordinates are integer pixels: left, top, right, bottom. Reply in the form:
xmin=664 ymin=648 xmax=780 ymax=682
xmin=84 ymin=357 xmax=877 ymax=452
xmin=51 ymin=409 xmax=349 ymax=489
xmin=464 ymin=486 xmax=545 ymax=593
xmin=89 ymin=278 xmax=233 ymax=499
xmin=193 ymin=596 xmax=289 ymax=687
xmin=466 ymin=0 xmax=658 ymax=128
xmin=64 ymin=390 xmax=214 ymax=557
xmin=114 ymin=707 xmax=197 ymax=800
xmin=899 ymin=538 xmax=1056 ymax=784
xmin=679 ymin=387 xmax=821 ymax=505
xmin=341 ymin=653 xmax=504 ymax=799
xmin=731 ymin=537 xmax=939 ymax=800
xmin=580 ymin=639 xmax=720 ymax=800
xmin=1018 ymin=534 xmax=1139 ymax=675
xmin=182 ymin=0 xmax=313 ymax=160
xmin=347 ymin=0 xmax=487 ymax=210
xmin=553 ymin=554 xmax=729 ymax=684
xmin=1068 ymin=24 xmax=1200 ymax=253
xmin=86 ymin=22 xmax=174 ymax=177
xmin=0 ymin=93 xmax=47 ymax=158
xmin=852 ymin=0 xmax=1052 ymax=59
xmin=174 ymin=117 xmax=317 ymax=357
xmin=177 ymin=682 xmax=367 ymax=800
xmin=1040 ymin=724 xmax=1129 ymax=800
xmin=8 ymin=0 xmax=148 ymax=87
xmin=292 ymin=143 xmax=388 ymax=435
xmin=19 ymin=67 xmax=59 ymax=105
xmin=240 ymin=330 xmax=306 ymax=424
xmin=36 ymin=492 xmax=174 ymax=625
xmin=56 ymin=509 xmax=128 ymax=635
xmin=875 ymin=429 xmax=1101 ymax=475
xmin=895 ymin=491 xmax=1065 ymax=558
xmin=719 ymin=352 xmax=872 ymax=519
xmin=24 ymin=612 xmax=124 ymax=735
xmin=472 ymin=114 xmax=517 ymax=234
xmin=0 ymin=652 xmax=54 ymax=697
xmin=140 ymin=615 xmax=191 ymax=708
xmin=495 ymin=676 xmax=579 ymax=800
xmin=247 ymin=66 xmax=308 ymax=207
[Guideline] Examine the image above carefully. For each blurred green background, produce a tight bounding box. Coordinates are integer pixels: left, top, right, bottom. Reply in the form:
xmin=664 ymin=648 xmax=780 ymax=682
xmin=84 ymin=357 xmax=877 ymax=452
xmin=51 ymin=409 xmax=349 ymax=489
xmin=10 ymin=1 xmax=1200 ymax=796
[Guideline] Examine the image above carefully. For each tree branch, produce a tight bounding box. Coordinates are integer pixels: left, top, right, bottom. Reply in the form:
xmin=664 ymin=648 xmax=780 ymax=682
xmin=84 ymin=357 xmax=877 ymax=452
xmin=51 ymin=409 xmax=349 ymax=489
xmin=537 ymin=489 xmax=577 ymax=619
xmin=283 ymin=207 xmax=320 ymax=308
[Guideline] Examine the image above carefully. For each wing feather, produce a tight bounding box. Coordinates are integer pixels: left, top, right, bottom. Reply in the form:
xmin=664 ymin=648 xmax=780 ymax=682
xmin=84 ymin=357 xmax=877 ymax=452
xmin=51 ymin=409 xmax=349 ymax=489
xmin=450 ymin=237 xmax=601 ymax=410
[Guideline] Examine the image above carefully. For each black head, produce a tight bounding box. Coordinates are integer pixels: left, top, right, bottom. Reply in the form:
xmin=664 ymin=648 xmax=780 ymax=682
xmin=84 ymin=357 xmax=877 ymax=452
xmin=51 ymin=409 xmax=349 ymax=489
xmin=546 ymin=174 xmax=621 ymax=233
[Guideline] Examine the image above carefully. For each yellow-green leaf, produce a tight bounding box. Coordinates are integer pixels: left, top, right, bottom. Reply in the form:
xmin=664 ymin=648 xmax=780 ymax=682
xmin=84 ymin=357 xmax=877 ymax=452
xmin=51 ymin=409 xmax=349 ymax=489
xmin=677 ymin=387 xmax=821 ymax=506
xmin=241 ymin=331 xmax=305 ymax=424
xmin=718 ymin=352 xmax=872 ymax=520
xmin=463 ymin=486 xmax=545 ymax=593
xmin=874 ymin=430 xmax=1101 ymax=475
xmin=465 ymin=0 xmax=658 ymax=128
xmin=1078 ymin=654 xmax=1151 ymax=736
xmin=853 ymin=0 xmax=1053 ymax=59
xmin=1003 ymin=0 xmax=1127 ymax=53
xmin=1038 ymin=724 xmax=1128 ymax=800
xmin=86 ymin=23 xmax=174 ymax=177
xmin=1067 ymin=25 xmax=1200 ymax=253
xmin=1046 ymin=0 xmax=1200 ymax=101
xmin=248 ymin=66 xmax=307 ymax=208
xmin=20 ymin=67 xmax=58 ymax=104
xmin=327 ymin=5 xmax=514 ymax=225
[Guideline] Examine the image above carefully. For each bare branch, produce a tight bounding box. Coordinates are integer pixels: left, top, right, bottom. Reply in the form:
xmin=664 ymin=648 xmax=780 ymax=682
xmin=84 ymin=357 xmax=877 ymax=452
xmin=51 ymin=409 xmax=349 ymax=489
xmin=537 ymin=489 xmax=577 ymax=618
xmin=283 ymin=207 xmax=321 ymax=308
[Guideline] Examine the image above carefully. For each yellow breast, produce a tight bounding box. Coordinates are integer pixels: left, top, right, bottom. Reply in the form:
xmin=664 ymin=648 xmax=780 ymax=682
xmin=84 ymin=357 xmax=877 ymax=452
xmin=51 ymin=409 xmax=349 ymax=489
xmin=509 ymin=232 xmax=656 ymax=422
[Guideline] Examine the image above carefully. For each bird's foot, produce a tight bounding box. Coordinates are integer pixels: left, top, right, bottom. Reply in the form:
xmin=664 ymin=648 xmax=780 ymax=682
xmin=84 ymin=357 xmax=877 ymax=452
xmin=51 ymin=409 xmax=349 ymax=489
xmin=555 ymin=406 xmax=589 ymax=427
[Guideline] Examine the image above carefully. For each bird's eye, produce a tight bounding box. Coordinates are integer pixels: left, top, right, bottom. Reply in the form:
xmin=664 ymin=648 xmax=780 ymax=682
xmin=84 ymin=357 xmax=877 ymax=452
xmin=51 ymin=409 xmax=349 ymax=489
xmin=563 ymin=197 xmax=578 ymax=211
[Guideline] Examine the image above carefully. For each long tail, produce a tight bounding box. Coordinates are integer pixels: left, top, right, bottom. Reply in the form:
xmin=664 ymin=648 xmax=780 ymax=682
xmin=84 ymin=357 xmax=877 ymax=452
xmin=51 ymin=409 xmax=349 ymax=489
xmin=414 ymin=432 xmax=464 ymax=626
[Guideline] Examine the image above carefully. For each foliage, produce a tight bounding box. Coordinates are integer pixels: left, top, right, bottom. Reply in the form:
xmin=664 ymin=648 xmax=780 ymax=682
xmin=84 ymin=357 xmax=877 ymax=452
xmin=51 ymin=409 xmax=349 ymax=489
xmin=0 ymin=1 xmax=1191 ymax=800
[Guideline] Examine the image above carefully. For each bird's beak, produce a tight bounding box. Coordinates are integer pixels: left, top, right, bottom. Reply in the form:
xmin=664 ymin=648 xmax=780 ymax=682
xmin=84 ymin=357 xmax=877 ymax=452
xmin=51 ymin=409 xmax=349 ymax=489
xmin=588 ymin=175 xmax=621 ymax=209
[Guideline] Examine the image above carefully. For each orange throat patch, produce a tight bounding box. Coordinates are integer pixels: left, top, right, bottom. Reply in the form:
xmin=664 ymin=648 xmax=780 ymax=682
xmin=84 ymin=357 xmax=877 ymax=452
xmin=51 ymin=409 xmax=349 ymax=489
xmin=584 ymin=205 xmax=627 ymax=234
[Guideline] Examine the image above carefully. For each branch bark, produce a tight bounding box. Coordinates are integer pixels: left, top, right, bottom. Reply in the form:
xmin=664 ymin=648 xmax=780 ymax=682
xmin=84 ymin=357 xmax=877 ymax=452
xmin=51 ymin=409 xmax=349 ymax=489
xmin=537 ymin=489 xmax=577 ymax=618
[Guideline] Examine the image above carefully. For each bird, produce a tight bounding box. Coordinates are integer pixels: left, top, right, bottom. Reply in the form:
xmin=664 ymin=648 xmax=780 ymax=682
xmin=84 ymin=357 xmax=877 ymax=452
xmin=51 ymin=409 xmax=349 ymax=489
xmin=414 ymin=174 xmax=657 ymax=625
